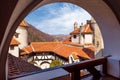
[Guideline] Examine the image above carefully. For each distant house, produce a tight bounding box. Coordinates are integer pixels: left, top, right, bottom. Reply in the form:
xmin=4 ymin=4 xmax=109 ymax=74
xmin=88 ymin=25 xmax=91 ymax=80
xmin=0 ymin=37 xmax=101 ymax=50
xmin=14 ymin=20 xmax=29 ymax=49
xmin=8 ymin=21 xmax=41 ymax=78
xmin=9 ymin=38 xmax=20 ymax=57
xmin=64 ymin=20 xmax=94 ymax=46
xmin=63 ymin=19 xmax=104 ymax=58
xmin=9 ymin=20 xmax=29 ymax=57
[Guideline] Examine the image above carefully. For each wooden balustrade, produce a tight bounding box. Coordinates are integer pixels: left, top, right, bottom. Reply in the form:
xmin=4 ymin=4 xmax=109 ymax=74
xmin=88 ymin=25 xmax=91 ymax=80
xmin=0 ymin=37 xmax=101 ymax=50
xmin=9 ymin=57 xmax=108 ymax=80
xmin=62 ymin=57 xmax=107 ymax=80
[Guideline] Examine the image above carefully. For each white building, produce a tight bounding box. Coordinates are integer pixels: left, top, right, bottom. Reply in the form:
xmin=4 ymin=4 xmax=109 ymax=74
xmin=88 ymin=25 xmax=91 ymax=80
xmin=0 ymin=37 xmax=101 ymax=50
xmin=14 ymin=20 xmax=29 ymax=49
xmin=9 ymin=20 xmax=29 ymax=57
xmin=63 ymin=19 xmax=104 ymax=58
xmin=9 ymin=38 xmax=20 ymax=57
xmin=70 ymin=21 xmax=93 ymax=45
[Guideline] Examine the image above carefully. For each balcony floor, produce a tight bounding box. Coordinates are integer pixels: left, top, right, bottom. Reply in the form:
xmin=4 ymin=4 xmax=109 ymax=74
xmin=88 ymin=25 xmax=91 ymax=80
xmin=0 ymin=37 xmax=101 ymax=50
xmin=82 ymin=75 xmax=119 ymax=80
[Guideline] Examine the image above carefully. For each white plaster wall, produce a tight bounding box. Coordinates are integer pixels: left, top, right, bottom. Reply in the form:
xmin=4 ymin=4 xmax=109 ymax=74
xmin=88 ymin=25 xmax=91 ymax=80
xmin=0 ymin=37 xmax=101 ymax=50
xmin=80 ymin=35 xmax=84 ymax=44
xmin=35 ymin=55 xmax=55 ymax=60
xmin=33 ymin=55 xmax=68 ymax=69
xmin=92 ymin=22 xmax=104 ymax=58
xmin=107 ymin=57 xmax=120 ymax=78
xmin=34 ymin=55 xmax=53 ymax=69
xmin=9 ymin=46 xmax=19 ymax=57
xmin=71 ymin=34 xmax=80 ymax=43
xmin=34 ymin=60 xmax=51 ymax=69
xmin=15 ymin=26 xmax=28 ymax=49
xmin=40 ymin=63 xmax=50 ymax=69
xmin=69 ymin=54 xmax=73 ymax=64
xmin=84 ymin=34 xmax=93 ymax=44
xmin=69 ymin=54 xmax=80 ymax=64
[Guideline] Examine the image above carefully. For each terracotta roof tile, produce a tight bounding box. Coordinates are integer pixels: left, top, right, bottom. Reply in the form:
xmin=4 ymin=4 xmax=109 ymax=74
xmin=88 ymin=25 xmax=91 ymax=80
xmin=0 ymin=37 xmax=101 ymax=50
xmin=10 ymin=38 xmax=20 ymax=46
xmin=54 ymin=44 xmax=91 ymax=59
xmin=21 ymin=42 xmax=91 ymax=59
xmin=82 ymin=46 xmax=95 ymax=59
xmin=19 ymin=20 xmax=28 ymax=28
xmin=70 ymin=28 xmax=80 ymax=34
xmin=30 ymin=42 xmax=62 ymax=52
xmin=63 ymin=36 xmax=71 ymax=44
xmin=70 ymin=24 xmax=93 ymax=35
xmin=71 ymin=52 xmax=79 ymax=60
xmin=63 ymin=37 xmax=84 ymax=48
xmin=8 ymin=54 xmax=40 ymax=79
xmin=82 ymin=24 xmax=93 ymax=34
xmin=21 ymin=45 xmax=33 ymax=55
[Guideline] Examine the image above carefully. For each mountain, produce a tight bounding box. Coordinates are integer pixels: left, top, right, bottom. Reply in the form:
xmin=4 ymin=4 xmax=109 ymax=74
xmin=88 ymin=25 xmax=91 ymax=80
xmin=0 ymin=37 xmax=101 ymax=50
xmin=27 ymin=24 xmax=55 ymax=42
xmin=52 ymin=34 xmax=69 ymax=41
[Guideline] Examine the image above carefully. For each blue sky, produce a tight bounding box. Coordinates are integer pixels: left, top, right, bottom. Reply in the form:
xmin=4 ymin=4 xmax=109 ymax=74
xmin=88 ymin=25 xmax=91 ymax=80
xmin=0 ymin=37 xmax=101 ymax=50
xmin=25 ymin=2 xmax=91 ymax=35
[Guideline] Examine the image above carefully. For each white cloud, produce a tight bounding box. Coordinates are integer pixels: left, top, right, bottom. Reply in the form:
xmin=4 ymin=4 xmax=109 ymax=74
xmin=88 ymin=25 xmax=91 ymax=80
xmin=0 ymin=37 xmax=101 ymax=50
xmin=27 ymin=3 xmax=91 ymax=35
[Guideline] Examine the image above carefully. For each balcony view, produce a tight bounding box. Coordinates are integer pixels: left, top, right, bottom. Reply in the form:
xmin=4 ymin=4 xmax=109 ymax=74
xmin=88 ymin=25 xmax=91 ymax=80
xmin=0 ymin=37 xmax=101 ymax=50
xmin=1 ymin=0 xmax=120 ymax=80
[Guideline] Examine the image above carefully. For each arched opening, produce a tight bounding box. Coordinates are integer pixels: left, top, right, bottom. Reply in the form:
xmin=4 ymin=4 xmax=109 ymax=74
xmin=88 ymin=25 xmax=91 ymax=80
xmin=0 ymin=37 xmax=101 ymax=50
xmin=19 ymin=2 xmax=103 ymax=70
xmin=0 ymin=0 xmax=120 ymax=79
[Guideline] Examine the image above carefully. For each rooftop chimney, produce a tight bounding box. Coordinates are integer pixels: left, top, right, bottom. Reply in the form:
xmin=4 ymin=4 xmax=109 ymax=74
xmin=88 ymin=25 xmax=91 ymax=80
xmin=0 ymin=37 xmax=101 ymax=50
xmin=74 ymin=22 xmax=78 ymax=30
xmin=80 ymin=23 xmax=84 ymax=32
xmin=87 ymin=20 xmax=91 ymax=24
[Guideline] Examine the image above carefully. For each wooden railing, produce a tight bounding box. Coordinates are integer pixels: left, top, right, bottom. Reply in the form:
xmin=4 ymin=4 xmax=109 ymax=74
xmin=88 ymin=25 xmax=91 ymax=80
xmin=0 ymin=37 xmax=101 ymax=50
xmin=9 ymin=57 xmax=108 ymax=80
xmin=62 ymin=57 xmax=107 ymax=80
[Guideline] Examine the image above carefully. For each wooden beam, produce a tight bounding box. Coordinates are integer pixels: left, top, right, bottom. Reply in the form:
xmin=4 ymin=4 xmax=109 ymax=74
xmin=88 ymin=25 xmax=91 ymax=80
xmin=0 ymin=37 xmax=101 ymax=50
xmin=63 ymin=57 xmax=107 ymax=79
xmin=63 ymin=57 xmax=107 ymax=72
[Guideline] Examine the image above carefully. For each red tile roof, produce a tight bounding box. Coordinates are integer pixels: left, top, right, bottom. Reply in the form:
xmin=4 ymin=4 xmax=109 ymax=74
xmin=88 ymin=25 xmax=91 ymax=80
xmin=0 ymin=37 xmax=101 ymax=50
xmin=21 ymin=45 xmax=33 ymax=55
xmin=21 ymin=42 xmax=91 ymax=59
xmin=82 ymin=46 xmax=95 ymax=59
xmin=10 ymin=38 xmax=20 ymax=46
xmin=71 ymin=52 xmax=79 ymax=60
xmin=63 ymin=37 xmax=84 ymax=47
xmin=31 ymin=42 xmax=62 ymax=52
xmin=82 ymin=24 xmax=93 ymax=34
xmin=70 ymin=28 xmax=80 ymax=34
xmin=19 ymin=20 xmax=29 ymax=28
xmin=70 ymin=24 xmax=93 ymax=34
xmin=63 ymin=36 xmax=71 ymax=44
xmin=8 ymin=54 xmax=40 ymax=79
xmin=54 ymin=44 xmax=91 ymax=59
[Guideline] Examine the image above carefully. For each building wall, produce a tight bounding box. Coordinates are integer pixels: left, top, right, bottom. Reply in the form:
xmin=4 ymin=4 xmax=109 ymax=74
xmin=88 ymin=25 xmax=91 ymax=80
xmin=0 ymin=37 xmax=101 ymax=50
xmin=80 ymin=35 xmax=84 ymax=44
xmin=84 ymin=34 xmax=93 ymax=44
xmin=15 ymin=26 xmax=28 ymax=49
xmin=30 ymin=54 xmax=68 ymax=69
xmin=71 ymin=34 xmax=80 ymax=44
xmin=35 ymin=60 xmax=51 ymax=69
xmin=9 ymin=46 xmax=19 ymax=57
xmin=69 ymin=54 xmax=80 ymax=63
xmin=91 ymin=20 xmax=104 ymax=58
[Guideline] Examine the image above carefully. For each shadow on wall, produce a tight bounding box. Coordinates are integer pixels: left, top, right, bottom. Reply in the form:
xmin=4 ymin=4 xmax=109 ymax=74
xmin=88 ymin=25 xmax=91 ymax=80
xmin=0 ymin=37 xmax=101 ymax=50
xmin=95 ymin=49 xmax=104 ymax=58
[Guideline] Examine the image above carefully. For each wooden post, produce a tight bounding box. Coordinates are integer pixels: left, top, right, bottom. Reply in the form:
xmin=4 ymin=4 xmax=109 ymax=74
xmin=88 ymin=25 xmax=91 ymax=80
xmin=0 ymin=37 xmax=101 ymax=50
xmin=71 ymin=70 xmax=80 ymax=80
xmin=102 ymin=58 xmax=107 ymax=75
xmin=86 ymin=66 xmax=101 ymax=79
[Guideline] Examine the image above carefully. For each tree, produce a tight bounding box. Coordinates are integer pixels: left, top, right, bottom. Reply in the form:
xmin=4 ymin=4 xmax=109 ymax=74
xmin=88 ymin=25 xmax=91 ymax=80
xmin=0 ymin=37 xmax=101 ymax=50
xmin=50 ymin=60 xmax=63 ymax=68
